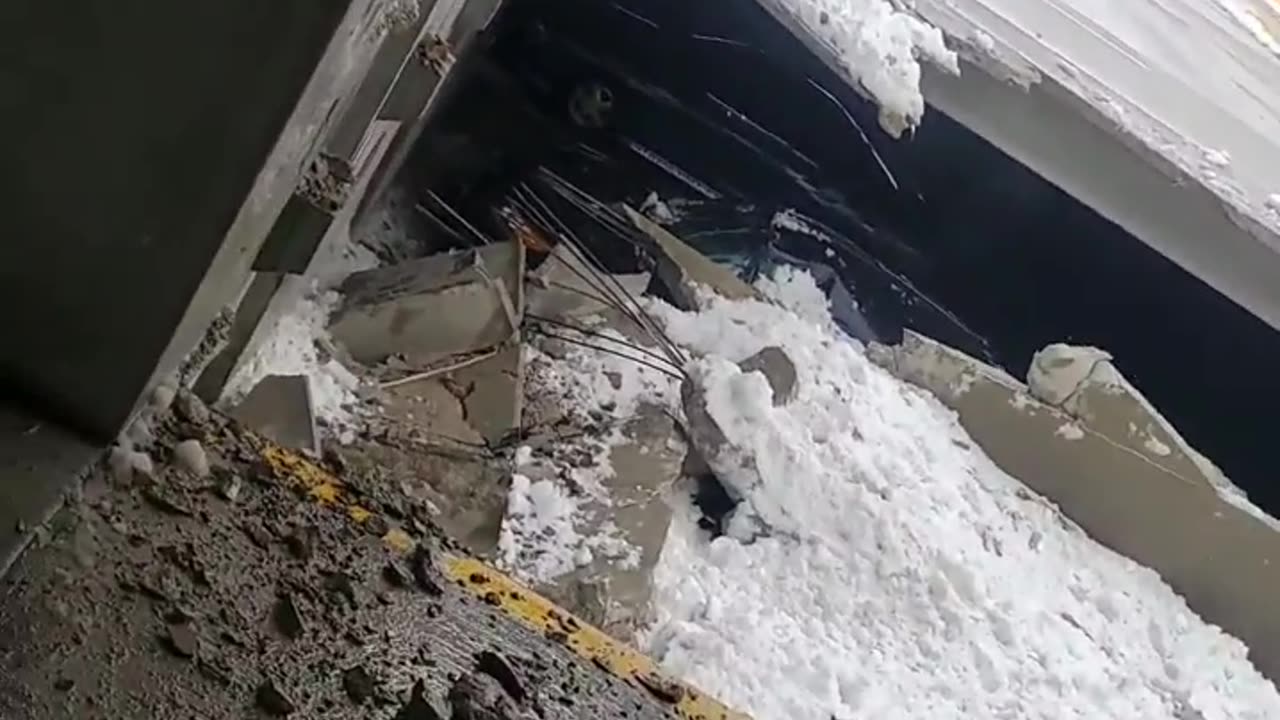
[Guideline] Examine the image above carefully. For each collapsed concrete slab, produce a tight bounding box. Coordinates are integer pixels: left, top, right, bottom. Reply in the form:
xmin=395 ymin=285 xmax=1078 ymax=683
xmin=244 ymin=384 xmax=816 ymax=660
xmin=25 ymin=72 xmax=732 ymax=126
xmin=527 ymin=245 xmax=651 ymax=320
xmin=329 ymin=241 xmax=525 ymax=365
xmin=514 ymin=405 xmax=684 ymax=641
xmin=449 ymin=339 xmax=525 ymax=447
xmin=624 ymin=206 xmax=760 ymax=309
xmin=342 ymin=375 xmax=509 ymax=556
xmin=229 ymin=374 xmax=319 ymax=454
xmin=873 ymin=330 xmax=1280 ymax=682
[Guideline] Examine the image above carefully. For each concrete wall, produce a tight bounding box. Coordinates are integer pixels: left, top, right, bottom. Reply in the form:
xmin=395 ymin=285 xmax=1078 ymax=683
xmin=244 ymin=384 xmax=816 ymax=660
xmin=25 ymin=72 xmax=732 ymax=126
xmin=874 ymin=332 xmax=1280 ymax=682
xmin=0 ymin=0 xmax=394 ymax=440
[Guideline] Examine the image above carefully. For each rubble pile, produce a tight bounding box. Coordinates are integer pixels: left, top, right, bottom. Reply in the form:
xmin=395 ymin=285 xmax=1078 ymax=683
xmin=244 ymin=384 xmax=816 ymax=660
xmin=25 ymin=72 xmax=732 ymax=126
xmin=0 ymin=367 xmax=718 ymax=719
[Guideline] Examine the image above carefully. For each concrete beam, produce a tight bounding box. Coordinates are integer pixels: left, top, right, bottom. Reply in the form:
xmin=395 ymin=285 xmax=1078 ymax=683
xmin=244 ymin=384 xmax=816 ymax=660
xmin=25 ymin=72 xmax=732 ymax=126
xmin=875 ymin=331 xmax=1280 ymax=683
xmin=753 ymin=0 xmax=1280 ymax=332
xmin=0 ymin=0 xmax=392 ymax=439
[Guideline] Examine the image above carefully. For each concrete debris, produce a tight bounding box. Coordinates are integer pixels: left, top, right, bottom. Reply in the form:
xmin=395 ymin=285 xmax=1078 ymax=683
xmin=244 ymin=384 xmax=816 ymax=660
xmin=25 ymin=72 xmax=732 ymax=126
xmin=274 ymin=594 xmax=306 ymax=639
xmin=409 ymin=546 xmax=443 ymax=596
xmin=737 ymin=346 xmax=797 ymax=406
xmin=256 ymin=679 xmax=298 ymax=716
xmin=173 ymin=388 xmax=211 ymax=428
xmin=624 ymin=205 xmax=760 ymax=309
xmin=448 ymin=671 xmax=528 ymax=720
xmin=216 ymin=472 xmax=243 ymax=502
xmin=1 ymin=359 xmax=733 ymax=720
xmin=451 ymin=341 xmax=524 ymax=447
xmin=474 ymin=650 xmax=527 ymax=704
xmin=298 ymin=153 xmax=354 ymax=214
xmin=285 ymin=524 xmax=318 ymax=561
xmin=526 ymin=244 xmax=650 ymax=320
xmin=150 ymin=382 xmax=178 ymax=413
xmin=177 ymin=307 xmax=234 ymax=387
xmin=173 ymin=439 xmax=211 ymax=478
xmin=108 ymin=447 xmax=154 ymax=487
xmin=165 ymin=623 xmax=199 ymax=658
xmin=1027 ymin=343 xmax=1113 ymax=407
xmin=330 ymin=241 xmax=525 ymax=365
xmin=342 ymin=664 xmax=377 ymax=703
xmin=229 ymin=374 xmax=319 ymax=454
xmin=394 ymin=680 xmax=445 ymax=720
xmin=142 ymin=485 xmax=195 ymax=517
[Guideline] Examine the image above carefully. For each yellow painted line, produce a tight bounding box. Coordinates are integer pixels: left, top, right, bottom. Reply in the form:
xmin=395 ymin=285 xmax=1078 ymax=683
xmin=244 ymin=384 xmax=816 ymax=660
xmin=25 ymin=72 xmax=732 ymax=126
xmin=444 ymin=556 xmax=749 ymax=720
xmin=252 ymin=435 xmax=749 ymax=720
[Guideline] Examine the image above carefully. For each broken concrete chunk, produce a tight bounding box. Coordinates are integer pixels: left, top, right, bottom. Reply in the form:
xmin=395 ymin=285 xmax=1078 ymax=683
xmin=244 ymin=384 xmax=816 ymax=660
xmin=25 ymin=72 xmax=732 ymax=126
xmin=330 ymin=241 xmax=525 ymax=365
xmin=625 ymin=205 xmax=759 ymax=310
xmin=451 ymin=342 xmax=524 ymax=447
xmin=256 ymin=680 xmax=297 ymax=716
xmin=274 ymin=594 xmax=306 ymax=640
xmin=1026 ymin=344 xmax=1112 ymax=407
xmin=229 ymin=375 xmax=319 ymax=455
xmin=109 ymin=447 xmax=154 ymax=487
xmin=165 ymin=623 xmax=199 ymax=659
xmin=173 ymin=388 xmax=211 ymax=427
xmin=448 ymin=671 xmax=526 ymax=720
xmin=342 ymin=665 xmax=376 ymax=704
xmin=526 ymin=244 xmax=651 ymax=320
xmin=738 ymin=346 xmax=797 ymax=406
xmin=173 ymin=439 xmax=211 ymax=478
xmin=394 ymin=680 xmax=445 ymax=720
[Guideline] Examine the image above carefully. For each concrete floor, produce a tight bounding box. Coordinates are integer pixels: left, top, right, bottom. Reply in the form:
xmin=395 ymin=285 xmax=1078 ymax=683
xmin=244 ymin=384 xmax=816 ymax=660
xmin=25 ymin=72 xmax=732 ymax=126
xmin=0 ymin=406 xmax=99 ymax=580
xmin=0 ymin=401 xmax=725 ymax=720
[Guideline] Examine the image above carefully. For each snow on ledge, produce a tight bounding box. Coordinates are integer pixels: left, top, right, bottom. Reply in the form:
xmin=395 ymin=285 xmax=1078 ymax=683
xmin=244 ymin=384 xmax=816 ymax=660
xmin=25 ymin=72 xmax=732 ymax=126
xmin=764 ymin=0 xmax=959 ymax=136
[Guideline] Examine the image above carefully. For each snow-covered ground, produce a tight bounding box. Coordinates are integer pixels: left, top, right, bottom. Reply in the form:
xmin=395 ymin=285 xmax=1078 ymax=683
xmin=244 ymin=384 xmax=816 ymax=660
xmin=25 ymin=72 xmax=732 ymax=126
xmin=502 ymin=269 xmax=1280 ymax=720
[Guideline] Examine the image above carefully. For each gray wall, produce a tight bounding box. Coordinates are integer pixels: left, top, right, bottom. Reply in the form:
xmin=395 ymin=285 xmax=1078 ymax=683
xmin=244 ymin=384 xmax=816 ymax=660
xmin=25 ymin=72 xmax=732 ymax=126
xmin=0 ymin=1 xmax=351 ymax=439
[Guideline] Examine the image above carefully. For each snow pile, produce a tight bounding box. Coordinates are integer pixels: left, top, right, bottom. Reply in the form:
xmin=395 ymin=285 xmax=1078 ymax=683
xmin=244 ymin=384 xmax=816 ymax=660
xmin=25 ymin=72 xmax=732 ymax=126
xmin=778 ymin=0 xmax=959 ymax=135
xmin=496 ymin=328 xmax=679 ymax=583
xmin=499 ymin=473 xmax=638 ymax=581
xmin=639 ymin=271 xmax=1280 ymax=720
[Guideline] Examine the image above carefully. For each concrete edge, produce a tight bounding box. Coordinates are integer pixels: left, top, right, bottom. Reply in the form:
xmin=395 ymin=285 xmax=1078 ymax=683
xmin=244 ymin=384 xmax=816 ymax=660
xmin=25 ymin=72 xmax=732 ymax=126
xmin=874 ymin=331 xmax=1280 ymax=683
xmin=255 ymin=436 xmax=749 ymax=720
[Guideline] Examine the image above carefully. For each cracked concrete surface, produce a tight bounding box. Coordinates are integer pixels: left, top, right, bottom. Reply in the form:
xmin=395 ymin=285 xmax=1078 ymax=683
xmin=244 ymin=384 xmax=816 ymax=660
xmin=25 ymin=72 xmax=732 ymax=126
xmin=0 ymin=401 xmax=706 ymax=720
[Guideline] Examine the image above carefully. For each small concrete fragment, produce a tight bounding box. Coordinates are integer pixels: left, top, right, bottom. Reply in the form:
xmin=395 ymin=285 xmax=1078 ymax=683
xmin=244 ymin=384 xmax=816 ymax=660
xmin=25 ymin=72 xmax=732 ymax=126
xmin=624 ymin=205 xmax=759 ymax=310
xmin=229 ymin=375 xmax=318 ymax=455
xmin=330 ymin=242 xmax=525 ymax=365
xmin=448 ymin=671 xmax=527 ymax=720
xmin=108 ymin=447 xmax=154 ymax=487
xmin=173 ymin=439 xmax=210 ymax=478
xmin=342 ymin=665 xmax=376 ymax=703
xmin=274 ymin=594 xmax=306 ymax=639
xmin=173 ymin=388 xmax=211 ymax=427
xmin=395 ymin=680 xmax=445 ymax=720
xmin=256 ymin=680 xmax=297 ymax=716
xmin=737 ymin=346 xmax=797 ymax=406
xmin=1027 ymin=344 xmax=1113 ymax=407
xmin=165 ymin=623 xmax=199 ymax=658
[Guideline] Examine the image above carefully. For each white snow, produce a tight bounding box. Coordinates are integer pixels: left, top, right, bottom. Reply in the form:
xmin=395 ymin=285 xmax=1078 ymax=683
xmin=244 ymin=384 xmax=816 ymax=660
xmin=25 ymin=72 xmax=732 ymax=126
xmin=1055 ymin=422 xmax=1085 ymax=441
xmin=633 ymin=270 xmax=1279 ymax=720
xmin=775 ymin=0 xmax=959 ymax=135
xmin=498 ymin=474 xmax=638 ymax=581
xmin=496 ymin=326 xmax=679 ymax=583
xmin=221 ymin=285 xmax=364 ymax=436
xmin=1267 ymin=193 xmax=1280 ymax=214
xmin=1203 ymin=148 xmax=1233 ymax=169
